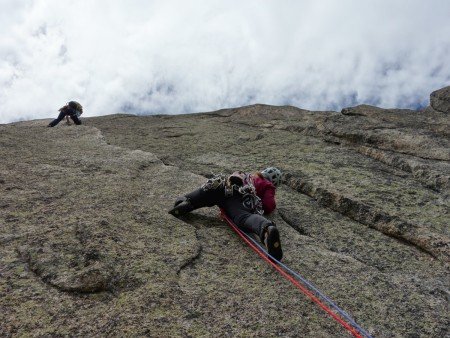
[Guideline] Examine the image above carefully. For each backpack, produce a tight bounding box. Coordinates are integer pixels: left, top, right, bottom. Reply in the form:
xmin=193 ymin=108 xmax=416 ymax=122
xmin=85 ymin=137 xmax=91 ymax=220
xmin=68 ymin=101 xmax=83 ymax=115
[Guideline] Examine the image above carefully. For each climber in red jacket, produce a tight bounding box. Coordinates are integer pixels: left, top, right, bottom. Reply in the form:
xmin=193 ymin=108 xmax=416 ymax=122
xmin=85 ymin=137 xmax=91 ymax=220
xmin=169 ymin=167 xmax=283 ymax=260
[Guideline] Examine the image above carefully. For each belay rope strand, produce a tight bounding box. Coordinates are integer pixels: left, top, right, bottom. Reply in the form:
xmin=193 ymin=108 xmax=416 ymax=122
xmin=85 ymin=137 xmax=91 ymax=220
xmin=220 ymin=210 xmax=373 ymax=338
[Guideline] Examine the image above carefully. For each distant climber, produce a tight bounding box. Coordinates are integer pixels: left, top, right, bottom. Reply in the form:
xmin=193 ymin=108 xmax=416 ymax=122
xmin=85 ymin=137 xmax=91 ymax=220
xmin=48 ymin=101 xmax=83 ymax=127
xmin=169 ymin=167 xmax=283 ymax=260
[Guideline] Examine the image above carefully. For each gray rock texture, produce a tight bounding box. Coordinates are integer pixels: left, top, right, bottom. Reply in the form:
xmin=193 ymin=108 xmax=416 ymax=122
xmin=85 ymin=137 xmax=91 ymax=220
xmin=430 ymin=86 xmax=450 ymax=114
xmin=1 ymin=87 xmax=449 ymax=337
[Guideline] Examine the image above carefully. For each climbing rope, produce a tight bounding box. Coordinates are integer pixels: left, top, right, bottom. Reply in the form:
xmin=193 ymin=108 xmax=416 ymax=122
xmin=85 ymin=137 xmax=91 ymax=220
xmin=220 ymin=210 xmax=373 ymax=338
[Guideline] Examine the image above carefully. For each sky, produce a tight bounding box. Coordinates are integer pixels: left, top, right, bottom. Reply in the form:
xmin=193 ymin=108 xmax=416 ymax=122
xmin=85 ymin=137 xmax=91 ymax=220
xmin=0 ymin=0 xmax=449 ymax=123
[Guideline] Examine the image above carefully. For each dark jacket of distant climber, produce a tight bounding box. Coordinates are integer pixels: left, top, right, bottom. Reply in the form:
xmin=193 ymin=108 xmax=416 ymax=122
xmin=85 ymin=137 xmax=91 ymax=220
xmin=48 ymin=101 xmax=83 ymax=127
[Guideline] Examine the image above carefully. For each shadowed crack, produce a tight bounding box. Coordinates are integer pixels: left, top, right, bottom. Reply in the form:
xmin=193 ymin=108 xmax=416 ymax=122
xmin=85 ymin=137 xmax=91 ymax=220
xmin=160 ymin=157 xmax=176 ymax=166
xmin=313 ymin=128 xmax=449 ymax=162
xmin=172 ymin=212 xmax=231 ymax=275
xmin=283 ymin=172 xmax=450 ymax=262
xmin=276 ymin=120 xmax=450 ymax=191
xmin=165 ymin=132 xmax=196 ymax=138
xmin=278 ymin=207 xmax=385 ymax=273
xmin=177 ymin=212 xmax=226 ymax=229
xmin=356 ymin=146 xmax=449 ymax=191
xmin=278 ymin=208 xmax=311 ymax=237
xmin=177 ymin=229 xmax=203 ymax=275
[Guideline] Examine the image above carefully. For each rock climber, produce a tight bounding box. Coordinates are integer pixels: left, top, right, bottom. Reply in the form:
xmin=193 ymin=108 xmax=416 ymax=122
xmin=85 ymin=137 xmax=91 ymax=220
xmin=48 ymin=101 xmax=83 ymax=127
xmin=169 ymin=167 xmax=283 ymax=260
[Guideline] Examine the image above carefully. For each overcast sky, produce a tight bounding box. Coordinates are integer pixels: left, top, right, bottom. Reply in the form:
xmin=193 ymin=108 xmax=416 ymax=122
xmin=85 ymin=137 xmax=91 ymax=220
xmin=1 ymin=0 xmax=449 ymax=123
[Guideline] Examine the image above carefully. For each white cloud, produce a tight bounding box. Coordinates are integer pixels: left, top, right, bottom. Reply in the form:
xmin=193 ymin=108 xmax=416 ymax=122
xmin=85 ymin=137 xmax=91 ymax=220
xmin=1 ymin=0 xmax=449 ymax=123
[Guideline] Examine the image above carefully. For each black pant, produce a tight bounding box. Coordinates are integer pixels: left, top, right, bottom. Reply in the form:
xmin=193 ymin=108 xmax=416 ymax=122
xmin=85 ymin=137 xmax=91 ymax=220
xmin=185 ymin=186 xmax=273 ymax=241
xmin=49 ymin=111 xmax=82 ymax=127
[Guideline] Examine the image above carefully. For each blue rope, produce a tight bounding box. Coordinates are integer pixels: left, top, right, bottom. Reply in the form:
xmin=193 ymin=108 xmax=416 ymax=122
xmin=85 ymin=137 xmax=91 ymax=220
xmin=241 ymin=230 xmax=374 ymax=338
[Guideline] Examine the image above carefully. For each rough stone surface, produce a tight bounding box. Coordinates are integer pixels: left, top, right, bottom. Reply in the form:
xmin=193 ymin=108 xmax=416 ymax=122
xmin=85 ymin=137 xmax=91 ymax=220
xmin=430 ymin=85 xmax=450 ymax=114
xmin=1 ymin=87 xmax=449 ymax=337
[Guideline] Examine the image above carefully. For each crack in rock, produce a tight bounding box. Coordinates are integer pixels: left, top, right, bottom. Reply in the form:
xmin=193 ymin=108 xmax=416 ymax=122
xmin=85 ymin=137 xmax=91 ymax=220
xmin=356 ymin=146 xmax=449 ymax=191
xmin=283 ymin=172 xmax=450 ymax=262
xmin=278 ymin=208 xmax=311 ymax=237
xmin=277 ymin=207 xmax=386 ymax=272
xmin=177 ymin=229 xmax=203 ymax=275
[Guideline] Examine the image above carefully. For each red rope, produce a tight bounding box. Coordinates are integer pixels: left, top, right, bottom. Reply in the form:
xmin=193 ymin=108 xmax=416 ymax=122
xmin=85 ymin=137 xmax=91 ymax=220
xmin=220 ymin=211 xmax=363 ymax=338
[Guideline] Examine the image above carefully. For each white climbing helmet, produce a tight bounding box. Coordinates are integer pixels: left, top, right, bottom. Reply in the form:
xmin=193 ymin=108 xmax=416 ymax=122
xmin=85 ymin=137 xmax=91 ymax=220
xmin=261 ymin=167 xmax=282 ymax=187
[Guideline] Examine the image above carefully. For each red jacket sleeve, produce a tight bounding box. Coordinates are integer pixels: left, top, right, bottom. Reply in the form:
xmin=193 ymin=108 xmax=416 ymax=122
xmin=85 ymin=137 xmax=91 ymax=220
xmin=261 ymin=185 xmax=276 ymax=214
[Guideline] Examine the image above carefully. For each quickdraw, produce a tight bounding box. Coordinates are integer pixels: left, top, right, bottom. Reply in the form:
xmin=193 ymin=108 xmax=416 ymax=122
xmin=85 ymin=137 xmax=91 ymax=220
xmin=202 ymin=173 xmax=263 ymax=214
xmin=201 ymin=174 xmax=227 ymax=191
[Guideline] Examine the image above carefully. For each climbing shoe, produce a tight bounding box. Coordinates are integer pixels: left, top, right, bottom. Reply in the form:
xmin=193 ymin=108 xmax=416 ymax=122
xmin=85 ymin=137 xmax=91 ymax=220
xmin=168 ymin=197 xmax=194 ymax=216
xmin=264 ymin=225 xmax=283 ymax=261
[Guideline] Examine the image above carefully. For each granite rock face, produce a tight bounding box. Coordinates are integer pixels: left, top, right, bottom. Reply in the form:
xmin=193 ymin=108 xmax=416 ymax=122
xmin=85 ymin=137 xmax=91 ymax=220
xmin=0 ymin=87 xmax=449 ymax=337
xmin=430 ymin=86 xmax=450 ymax=114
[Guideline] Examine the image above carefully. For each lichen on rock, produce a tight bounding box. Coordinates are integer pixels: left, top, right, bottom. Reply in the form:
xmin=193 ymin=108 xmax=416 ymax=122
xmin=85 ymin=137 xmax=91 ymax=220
xmin=1 ymin=86 xmax=449 ymax=337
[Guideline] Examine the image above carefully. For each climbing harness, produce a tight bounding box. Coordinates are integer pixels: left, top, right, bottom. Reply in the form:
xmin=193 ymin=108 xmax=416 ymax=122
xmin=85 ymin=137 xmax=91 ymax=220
xmin=202 ymin=174 xmax=227 ymax=192
xmin=202 ymin=173 xmax=263 ymax=214
xmin=220 ymin=210 xmax=373 ymax=338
